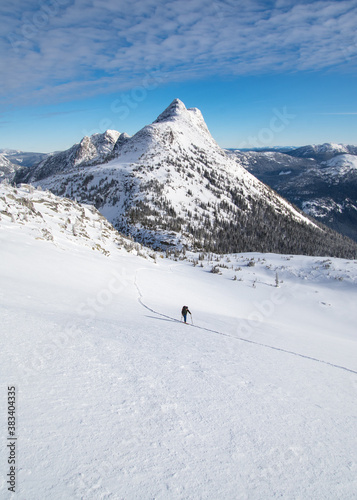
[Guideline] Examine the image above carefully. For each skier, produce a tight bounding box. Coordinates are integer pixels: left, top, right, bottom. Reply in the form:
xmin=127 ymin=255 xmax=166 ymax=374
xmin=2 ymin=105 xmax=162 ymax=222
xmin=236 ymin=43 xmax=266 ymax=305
xmin=181 ymin=305 xmax=191 ymax=323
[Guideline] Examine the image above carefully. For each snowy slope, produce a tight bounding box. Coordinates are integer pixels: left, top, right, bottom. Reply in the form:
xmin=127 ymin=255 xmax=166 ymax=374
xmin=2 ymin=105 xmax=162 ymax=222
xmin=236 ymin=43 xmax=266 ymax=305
xmin=0 ymin=183 xmax=143 ymax=257
xmin=0 ymin=155 xmax=23 ymax=182
xmin=1 ymin=184 xmax=357 ymax=499
xmin=0 ymin=154 xmax=14 ymax=169
xmin=321 ymin=153 xmax=357 ymax=178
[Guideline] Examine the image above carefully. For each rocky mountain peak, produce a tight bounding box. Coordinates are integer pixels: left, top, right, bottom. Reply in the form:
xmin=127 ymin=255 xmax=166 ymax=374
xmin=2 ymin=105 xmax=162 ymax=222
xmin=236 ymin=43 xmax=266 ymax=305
xmin=74 ymin=130 xmax=121 ymax=166
xmin=153 ymin=98 xmax=211 ymax=137
xmin=154 ymin=98 xmax=187 ymax=123
xmin=17 ymin=129 xmax=124 ymax=183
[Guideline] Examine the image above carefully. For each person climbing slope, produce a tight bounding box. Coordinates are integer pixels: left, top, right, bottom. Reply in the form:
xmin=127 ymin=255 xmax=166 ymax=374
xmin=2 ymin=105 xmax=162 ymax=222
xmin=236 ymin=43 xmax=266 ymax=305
xmin=181 ymin=305 xmax=191 ymax=323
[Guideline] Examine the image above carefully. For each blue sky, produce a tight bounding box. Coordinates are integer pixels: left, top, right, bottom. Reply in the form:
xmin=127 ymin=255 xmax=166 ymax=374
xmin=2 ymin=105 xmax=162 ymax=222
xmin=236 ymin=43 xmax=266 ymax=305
xmin=1 ymin=0 xmax=357 ymax=152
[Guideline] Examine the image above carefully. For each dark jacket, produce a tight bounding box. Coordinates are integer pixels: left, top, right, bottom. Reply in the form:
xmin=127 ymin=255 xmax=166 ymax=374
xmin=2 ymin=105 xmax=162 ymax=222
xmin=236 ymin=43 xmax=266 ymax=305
xmin=181 ymin=306 xmax=191 ymax=316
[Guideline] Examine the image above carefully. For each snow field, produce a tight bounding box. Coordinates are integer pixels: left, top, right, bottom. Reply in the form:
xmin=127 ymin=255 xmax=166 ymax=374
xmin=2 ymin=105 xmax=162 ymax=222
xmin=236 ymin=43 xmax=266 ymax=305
xmin=1 ymin=221 xmax=357 ymax=499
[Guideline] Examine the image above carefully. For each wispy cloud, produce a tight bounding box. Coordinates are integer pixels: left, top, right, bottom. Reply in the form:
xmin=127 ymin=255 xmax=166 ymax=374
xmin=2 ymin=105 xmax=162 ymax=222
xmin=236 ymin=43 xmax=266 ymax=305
xmin=1 ymin=0 xmax=357 ymax=104
xmin=35 ymin=108 xmax=88 ymax=118
xmin=316 ymin=112 xmax=357 ymax=115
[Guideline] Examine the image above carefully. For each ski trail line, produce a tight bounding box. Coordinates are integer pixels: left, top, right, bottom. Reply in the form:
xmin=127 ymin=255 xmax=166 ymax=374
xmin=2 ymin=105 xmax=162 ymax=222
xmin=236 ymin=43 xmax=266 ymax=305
xmin=134 ymin=270 xmax=357 ymax=376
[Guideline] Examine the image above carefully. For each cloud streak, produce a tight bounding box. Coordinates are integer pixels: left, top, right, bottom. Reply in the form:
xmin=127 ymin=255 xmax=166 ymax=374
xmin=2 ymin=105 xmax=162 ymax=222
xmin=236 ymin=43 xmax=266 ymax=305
xmin=1 ymin=0 xmax=357 ymax=104
xmin=316 ymin=112 xmax=357 ymax=115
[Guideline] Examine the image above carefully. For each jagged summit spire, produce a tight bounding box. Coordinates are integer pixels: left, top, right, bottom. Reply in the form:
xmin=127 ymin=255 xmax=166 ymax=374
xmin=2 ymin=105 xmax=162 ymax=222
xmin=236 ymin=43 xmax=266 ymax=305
xmin=152 ymin=98 xmax=213 ymax=141
xmin=154 ymin=99 xmax=187 ymax=123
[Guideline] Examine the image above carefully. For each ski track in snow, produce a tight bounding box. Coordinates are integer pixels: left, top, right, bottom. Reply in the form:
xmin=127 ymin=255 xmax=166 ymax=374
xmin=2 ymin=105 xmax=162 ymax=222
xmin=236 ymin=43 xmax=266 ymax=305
xmin=135 ymin=268 xmax=357 ymax=376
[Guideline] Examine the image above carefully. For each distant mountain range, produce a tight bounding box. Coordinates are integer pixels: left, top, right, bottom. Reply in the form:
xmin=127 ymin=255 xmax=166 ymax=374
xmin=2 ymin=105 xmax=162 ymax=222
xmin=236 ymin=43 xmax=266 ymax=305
xmin=0 ymin=153 xmax=21 ymax=182
xmin=232 ymin=143 xmax=357 ymax=158
xmin=0 ymin=149 xmax=48 ymax=183
xmin=227 ymin=144 xmax=357 ymax=242
xmin=19 ymin=130 xmax=129 ymax=182
xmin=11 ymin=99 xmax=356 ymax=258
xmin=287 ymin=143 xmax=357 ymax=161
xmin=0 ymin=149 xmax=48 ymax=168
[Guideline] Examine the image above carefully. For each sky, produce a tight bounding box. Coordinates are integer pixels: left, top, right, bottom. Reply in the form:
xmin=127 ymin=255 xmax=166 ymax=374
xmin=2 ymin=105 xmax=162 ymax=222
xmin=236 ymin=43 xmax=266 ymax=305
xmin=1 ymin=0 xmax=357 ymax=153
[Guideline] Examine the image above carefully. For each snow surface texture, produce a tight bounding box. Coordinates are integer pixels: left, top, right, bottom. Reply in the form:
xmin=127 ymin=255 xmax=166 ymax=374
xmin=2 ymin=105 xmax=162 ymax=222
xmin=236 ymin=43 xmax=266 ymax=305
xmin=0 ymin=184 xmax=131 ymax=257
xmin=1 ymin=184 xmax=357 ymax=499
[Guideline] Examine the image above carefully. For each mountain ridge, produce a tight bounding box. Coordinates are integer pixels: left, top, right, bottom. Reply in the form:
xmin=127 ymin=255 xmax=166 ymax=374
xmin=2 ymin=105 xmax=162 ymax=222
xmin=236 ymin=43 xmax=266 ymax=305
xmin=287 ymin=143 xmax=357 ymax=161
xmin=228 ymin=145 xmax=357 ymax=242
xmin=18 ymin=130 xmax=125 ymax=183
xmin=13 ymin=100 xmax=357 ymax=258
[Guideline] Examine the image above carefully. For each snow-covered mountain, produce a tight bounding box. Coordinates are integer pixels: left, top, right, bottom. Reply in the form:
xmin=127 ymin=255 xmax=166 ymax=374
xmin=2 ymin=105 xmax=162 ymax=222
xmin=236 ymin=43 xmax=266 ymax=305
xmin=234 ymin=146 xmax=296 ymax=153
xmin=288 ymin=142 xmax=357 ymax=161
xmin=1 ymin=178 xmax=357 ymax=499
xmin=19 ymin=130 xmax=125 ymax=182
xmin=15 ymin=100 xmax=357 ymax=258
xmin=0 ymin=153 xmax=23 ymax=182
xmin=229 ymin=145 xmax=357 ymax=242
xmin=321 ymin=153 xmax=357 ymax=177
xmin=0 ymin=149 xmax=48 ymax=169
